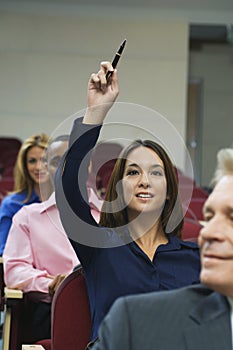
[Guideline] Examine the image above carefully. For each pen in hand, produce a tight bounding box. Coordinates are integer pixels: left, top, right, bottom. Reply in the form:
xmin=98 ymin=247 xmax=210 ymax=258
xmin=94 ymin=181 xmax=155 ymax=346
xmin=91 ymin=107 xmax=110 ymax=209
xmin=106 ymin=39 xmax=127 ymax=81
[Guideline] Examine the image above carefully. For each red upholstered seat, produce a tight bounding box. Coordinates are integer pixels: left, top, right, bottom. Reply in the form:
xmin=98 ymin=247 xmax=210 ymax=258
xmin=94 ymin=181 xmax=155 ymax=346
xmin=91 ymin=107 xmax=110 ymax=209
xmin=0 ymin=178 xmax=14 ymax=203
xmin=188 ymin=197 xmax=206 ymax=221
xmin=3 ymin=266 xmax=91 ymax=350
xmin=0 ymin=137 xmax=21 ymax=178
xmin=36 ymin=266 xmax=91 ymax=350
xmin=182 ymin=218 xmax=203 ymax=242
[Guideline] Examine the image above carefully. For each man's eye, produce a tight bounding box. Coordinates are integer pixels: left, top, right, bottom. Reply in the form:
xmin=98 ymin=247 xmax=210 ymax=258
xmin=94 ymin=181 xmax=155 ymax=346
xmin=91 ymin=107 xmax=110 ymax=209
xmin=49 ymin=157 xmax=61 ymax=168
xmin=50 ymin=160 xmax=60 ymax=167
xmin=203 ymin=214 xmax=213 ymax=222
xmin=41 ymin=157 xmax=48 ymax=164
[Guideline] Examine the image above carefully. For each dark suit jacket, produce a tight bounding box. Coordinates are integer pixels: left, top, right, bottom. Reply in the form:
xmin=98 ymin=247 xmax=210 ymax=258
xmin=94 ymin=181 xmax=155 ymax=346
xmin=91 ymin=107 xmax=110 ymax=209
xmin=92 ymin=284 xmax=232 ymax=350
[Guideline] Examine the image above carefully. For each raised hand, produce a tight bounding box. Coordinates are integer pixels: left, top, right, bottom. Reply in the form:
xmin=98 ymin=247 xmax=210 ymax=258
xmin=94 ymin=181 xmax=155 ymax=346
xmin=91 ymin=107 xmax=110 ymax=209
xmin=83 ymin=61 xmax=119 ymax=125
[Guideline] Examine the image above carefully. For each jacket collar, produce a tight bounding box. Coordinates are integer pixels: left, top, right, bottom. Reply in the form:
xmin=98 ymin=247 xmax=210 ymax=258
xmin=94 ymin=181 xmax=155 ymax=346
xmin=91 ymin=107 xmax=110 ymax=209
xmin=184 ymin=289 xmax=232 ymax=350
xmin=189 ymin=288 xmax=230 ymax=324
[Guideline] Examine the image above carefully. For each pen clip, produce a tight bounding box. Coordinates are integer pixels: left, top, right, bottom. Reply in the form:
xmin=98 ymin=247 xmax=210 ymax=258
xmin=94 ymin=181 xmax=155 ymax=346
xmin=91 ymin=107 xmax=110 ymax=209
xmin=106 ymin=39 xmax=127 ymax=81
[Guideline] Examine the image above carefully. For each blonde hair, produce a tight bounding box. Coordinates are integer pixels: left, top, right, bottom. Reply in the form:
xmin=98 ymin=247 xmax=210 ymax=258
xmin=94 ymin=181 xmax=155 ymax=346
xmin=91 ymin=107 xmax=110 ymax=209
xmin=210 ymin=148 xmax=233 ymax=187
xmin=13 ymin=133 xmax=49 ymax=202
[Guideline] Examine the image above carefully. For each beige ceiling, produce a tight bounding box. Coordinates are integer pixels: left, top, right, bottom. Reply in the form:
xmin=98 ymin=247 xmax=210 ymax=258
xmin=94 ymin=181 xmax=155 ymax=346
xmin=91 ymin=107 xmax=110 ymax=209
xmin=1 ymin=0 xmax=233 ymax=11
xmin=0 ymin=0 xmax=233 ymax=26
xmin=1 ymin=0 xmax=233 ymax=12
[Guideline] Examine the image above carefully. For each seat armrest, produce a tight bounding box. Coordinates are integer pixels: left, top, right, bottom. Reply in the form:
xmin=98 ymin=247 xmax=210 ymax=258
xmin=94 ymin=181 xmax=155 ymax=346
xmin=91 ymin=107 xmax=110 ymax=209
xmin=3 ymin=287 xmax=24 ymax=350
xmin=4 ymin=287 xmax=23 ymax=300
xmin=22 ymin=345 xmax=46 ymax=350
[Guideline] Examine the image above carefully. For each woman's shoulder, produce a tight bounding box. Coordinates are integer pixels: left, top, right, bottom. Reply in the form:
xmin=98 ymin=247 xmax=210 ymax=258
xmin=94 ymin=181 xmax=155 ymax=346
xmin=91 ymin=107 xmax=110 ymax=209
xmin=1 ymin=191 xmax=26 ymax=209
xmin=1 ymin=191 xmax=39 ymax=209
xmin=2 ymin=191 xmax=28 ymax=203
xmin=170 ymin=235 xmax=199 ymax=250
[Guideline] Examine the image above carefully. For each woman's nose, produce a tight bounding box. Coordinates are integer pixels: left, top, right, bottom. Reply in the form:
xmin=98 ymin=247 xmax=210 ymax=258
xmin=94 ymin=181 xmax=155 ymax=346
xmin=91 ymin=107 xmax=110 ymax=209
xmin=138 ymin=172 xmax=150 ymax=187
xmin=37 ymin=159 xmax=45 ymax=170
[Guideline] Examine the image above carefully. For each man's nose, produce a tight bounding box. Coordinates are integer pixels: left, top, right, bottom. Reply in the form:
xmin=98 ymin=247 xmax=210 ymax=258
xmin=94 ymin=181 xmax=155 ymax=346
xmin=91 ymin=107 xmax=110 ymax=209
xmin=199 ymin=217 xmax=224 ymax=242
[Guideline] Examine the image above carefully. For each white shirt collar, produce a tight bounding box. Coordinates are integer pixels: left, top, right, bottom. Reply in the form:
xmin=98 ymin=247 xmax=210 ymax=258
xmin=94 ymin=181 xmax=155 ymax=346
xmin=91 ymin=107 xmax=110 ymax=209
xmin=39 ymin=192 xmax=56 ymax=213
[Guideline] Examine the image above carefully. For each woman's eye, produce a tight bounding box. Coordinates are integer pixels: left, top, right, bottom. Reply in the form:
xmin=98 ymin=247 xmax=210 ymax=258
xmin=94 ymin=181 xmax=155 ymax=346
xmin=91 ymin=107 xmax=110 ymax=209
xmin=28 ymin=158 xmax=36 ymax=164
xmin=151 ymin=170 xmax=163 ymax=176
xmin=126 ymin=169 xmax=139 ymax=176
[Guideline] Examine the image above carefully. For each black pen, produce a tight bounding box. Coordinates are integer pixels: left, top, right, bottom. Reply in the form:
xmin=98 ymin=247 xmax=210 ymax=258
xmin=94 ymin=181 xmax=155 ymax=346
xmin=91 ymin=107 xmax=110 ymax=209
xmin=106 ymin=39 xmax=127 ymax=80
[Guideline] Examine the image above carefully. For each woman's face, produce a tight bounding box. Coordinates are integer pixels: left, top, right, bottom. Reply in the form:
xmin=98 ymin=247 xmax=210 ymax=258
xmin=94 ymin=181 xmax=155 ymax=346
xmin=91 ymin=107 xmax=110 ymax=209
xmin=122 ymin=146 xmax=167 ymax=220
xmin=26 ymin=146 xmax=49 ymax=184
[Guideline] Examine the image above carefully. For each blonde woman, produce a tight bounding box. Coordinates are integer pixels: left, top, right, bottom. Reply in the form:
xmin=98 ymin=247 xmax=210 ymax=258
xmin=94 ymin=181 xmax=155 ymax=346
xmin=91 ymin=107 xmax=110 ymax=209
xmin=0 ymin=133 xmax=52 ymax=254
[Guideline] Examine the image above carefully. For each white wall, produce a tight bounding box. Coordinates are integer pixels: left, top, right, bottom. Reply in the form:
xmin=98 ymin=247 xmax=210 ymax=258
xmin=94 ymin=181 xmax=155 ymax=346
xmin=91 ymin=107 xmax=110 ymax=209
xmin=0 ymin=11 xmax=189 ymax=170
xmin=189 ymin=44 xmax=233 ymax=186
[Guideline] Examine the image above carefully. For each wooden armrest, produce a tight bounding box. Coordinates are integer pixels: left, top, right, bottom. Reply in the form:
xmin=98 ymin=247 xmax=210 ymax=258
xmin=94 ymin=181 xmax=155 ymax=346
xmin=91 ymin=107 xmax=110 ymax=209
xmin=22 ymin=345 xmax=46 ymax=350
xmin=4 ymin=287 xmax=23 ymax=299
xmin=3 ymin=287 xmax=24 ymax=350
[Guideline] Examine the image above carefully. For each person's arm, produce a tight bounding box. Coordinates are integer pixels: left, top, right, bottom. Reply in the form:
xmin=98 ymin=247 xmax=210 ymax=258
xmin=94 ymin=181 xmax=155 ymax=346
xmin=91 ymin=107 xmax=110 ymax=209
xmin=92 ymin=297 xmax=130 ymax=350
xmin=55 ymin=62 xmax=119 ymax=259
xmin=0 ymin=196 xmax=20 ymax=255
xmin=3 ymin=208 xmax=53 ymax=294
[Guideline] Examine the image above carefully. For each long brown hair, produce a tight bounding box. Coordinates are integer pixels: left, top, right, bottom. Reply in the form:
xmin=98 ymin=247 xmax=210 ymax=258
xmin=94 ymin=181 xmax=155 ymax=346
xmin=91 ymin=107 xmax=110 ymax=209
xmin=99 ymin=140 xmax=183 ymax=238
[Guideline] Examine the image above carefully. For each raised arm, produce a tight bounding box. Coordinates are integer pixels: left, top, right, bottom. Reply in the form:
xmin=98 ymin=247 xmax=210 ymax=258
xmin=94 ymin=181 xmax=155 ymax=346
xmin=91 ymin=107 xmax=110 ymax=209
xmin=83 ymin=61 xmax=119 ymax=125
xmin=55 ymin=62 xmax=120 ymax=259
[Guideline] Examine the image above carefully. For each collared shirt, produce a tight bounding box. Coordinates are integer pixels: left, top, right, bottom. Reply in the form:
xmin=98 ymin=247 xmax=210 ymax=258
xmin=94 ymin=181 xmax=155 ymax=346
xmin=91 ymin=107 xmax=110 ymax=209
xmin=3 ymin=192 xmax=80 ymax=294
xmin=55 ymin=118 xmax=201 ymax=341
xmin=227 ymin=297 xmax=233 ymax=348
xmin=0 ymin=190 xmax=40 ymax=255
xmin=88 ymin=187 xmax=103 ymax=222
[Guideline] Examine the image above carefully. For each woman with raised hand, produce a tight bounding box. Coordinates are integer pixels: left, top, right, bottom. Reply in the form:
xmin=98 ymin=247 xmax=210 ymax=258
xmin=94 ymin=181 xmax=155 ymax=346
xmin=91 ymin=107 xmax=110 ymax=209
xmin=55 ymin=61 xmax=201 ymax=345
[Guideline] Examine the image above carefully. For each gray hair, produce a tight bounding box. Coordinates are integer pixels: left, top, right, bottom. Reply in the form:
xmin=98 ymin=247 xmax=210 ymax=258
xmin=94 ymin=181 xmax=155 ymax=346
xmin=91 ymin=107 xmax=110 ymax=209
xmin=211 ymin=148 xmax=233 ymax=187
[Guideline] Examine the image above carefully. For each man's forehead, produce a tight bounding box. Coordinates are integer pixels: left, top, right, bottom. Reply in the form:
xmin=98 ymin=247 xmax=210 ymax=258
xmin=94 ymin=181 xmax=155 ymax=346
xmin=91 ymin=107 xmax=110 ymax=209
xmin=214 ymin=175 xmax=233 ymax=191
xmin=205 ymin=175 xmax=233 ymax=207
xmin=48 ymin=140 xmax=68 ymax=157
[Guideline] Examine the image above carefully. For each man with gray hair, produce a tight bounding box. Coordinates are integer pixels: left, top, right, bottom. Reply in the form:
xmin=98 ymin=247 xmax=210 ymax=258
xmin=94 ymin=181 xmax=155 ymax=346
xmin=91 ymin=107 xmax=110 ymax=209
xmin=91 ymin=148 xmax=233 ymax=350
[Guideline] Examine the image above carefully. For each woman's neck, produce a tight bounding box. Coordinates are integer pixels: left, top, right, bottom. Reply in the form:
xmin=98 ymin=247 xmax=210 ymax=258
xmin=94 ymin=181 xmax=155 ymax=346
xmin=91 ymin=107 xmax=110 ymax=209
xmin=129 ymin=214 xmax=167 ymax=241
xmin=128 ymin=213 xmax=168 ymax=261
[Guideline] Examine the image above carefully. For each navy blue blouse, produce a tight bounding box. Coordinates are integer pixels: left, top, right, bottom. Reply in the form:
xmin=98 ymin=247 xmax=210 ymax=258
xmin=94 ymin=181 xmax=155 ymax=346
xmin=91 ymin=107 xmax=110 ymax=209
xmin=55 ymin=118 xmax=201 ymax=341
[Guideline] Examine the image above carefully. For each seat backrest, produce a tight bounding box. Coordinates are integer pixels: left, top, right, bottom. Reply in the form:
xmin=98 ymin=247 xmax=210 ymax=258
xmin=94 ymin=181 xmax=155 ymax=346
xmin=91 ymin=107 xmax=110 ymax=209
xmin=0 ymin=178 xmax=15 ymax=204
xmin=191 ymin=186 xmax=209 ymax=199
xmin=187 ymin=197 xmax=207 ymax=221
xmin=51 ymin=266 xmax=91 ymax=350
xmin=182 ymin=218 xmax=203 ymax=242
xmin=0 ymin=137 xmax=21 ymax=178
